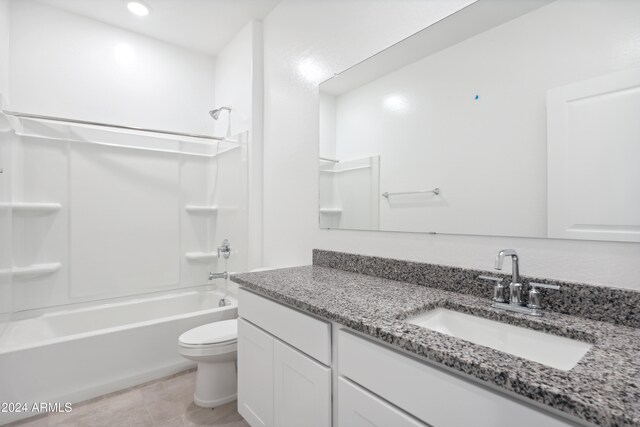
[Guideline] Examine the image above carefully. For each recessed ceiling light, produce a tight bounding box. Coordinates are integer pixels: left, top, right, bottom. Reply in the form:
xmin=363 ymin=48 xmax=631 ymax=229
xmin=127 ymin=1 xmax=150 ymax=17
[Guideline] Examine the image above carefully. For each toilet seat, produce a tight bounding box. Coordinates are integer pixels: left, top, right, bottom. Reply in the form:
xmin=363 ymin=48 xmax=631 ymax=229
xmin=179 ymin=341 xmax=237 ymax=360
xmin=179 ymin=319 xmax=237 ymax=349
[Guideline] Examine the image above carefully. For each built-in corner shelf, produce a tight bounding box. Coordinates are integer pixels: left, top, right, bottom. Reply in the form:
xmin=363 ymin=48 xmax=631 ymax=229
xmin=320 ymin=165 xmax=370 ymax=174
xmin=0 ymin=262 xmax=62 ymax=279
xmin=185 ymin=205 xmax=218 ymax=214
xmin=319 ymin=208 xmax=343 ymax=214
xmin=5 ymin=202 xmax=62 ymax=215
xmin=185 ymin=252 xmax=218 ymax=263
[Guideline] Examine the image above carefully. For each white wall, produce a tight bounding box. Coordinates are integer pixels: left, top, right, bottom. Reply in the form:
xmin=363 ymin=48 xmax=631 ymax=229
xmin=214 ymin=22 xmax=255 ymax=137
xmin=329 ymin=0 xmax=640 ymax=238
xmin=261 ymin=0 xmax=640 ymax=290
xmin=213 ymin=21 xmax=264 ymax=269
xmin=0 ymin=0 xmax=11 ymax=335
xmin=9 ymin=0 xmax=216 ymax=135
xmin=0 ymin=0 xmax=9 ymax=104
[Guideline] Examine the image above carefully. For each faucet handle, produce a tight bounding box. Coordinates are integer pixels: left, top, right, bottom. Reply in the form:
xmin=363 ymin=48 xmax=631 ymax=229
xmin=478 ymin=275 xmax=502 ymax=282
xmin=530 ymin=282 xmax=560 ymax=291
xmin=527 ymin=282 xmax=560 ymax=310
xmin=478 ymin=275 xmax=506 ymax=303
xmin=218 ymin=239 xmax=232 ymax=259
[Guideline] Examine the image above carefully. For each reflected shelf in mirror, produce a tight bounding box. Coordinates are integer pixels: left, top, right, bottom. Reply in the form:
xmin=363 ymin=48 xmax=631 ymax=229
xmin=320 ymin=165 xmax=371 ymax=174
xmin=319 ymin=208 xmax=343 ymax=214
xmin=184 ymin=205 xmax=218 ymax=214
xmin=319 ymin=156 xmax=339 ymax=163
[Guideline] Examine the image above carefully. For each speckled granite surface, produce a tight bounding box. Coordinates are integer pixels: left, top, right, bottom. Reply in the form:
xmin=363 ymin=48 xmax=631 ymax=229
xmin=313 ymin=249 xmax=640 ymax=328
xmin=231 ymin=265 xmax=640 ymax=427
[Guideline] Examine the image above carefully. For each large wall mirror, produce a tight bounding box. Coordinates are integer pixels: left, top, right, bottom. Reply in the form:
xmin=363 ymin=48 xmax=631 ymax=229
xmin=318 ymin=0 xmax=640 ymax=242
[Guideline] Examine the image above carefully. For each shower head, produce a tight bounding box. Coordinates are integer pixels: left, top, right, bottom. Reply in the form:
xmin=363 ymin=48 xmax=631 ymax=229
xmin=209 ymin=106 xmax=232 ymax=120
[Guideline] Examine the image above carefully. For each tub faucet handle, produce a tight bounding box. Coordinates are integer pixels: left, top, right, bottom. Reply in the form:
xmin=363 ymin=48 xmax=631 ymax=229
xmin=218 ymin=239 xmax=231 ymax=259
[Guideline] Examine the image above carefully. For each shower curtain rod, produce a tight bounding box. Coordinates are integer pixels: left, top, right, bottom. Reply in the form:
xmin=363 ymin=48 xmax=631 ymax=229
xmin=1 ymin=110 xmax=225 ymax=141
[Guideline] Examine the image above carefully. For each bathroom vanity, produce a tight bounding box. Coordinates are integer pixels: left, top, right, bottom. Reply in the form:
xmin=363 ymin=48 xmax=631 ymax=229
xmin=232 ymin=250 xmax=640 ymax=427
xmin=237 ymin=288 xmax=331 ymax=427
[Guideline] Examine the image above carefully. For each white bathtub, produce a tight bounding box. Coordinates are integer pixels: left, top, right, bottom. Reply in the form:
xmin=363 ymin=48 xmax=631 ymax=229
xmin=0 ymin=289 xmax=237 ymax=424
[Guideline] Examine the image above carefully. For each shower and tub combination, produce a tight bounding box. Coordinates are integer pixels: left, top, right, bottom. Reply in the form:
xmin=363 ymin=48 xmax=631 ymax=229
xmin=0 ymin=106 xmax=248 ymax=424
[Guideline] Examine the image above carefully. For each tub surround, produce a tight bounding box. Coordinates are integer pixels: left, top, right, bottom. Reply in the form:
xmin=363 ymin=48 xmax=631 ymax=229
xmin=231 ymin=252 xmax=640 ymax=427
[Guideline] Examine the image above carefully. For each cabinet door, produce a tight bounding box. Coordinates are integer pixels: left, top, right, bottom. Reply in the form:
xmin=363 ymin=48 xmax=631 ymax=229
xmin=273 ymin=340 xmax=331 ymax=427
xmin=338 ymin=377 xmax=427 ymax=427
xmin=238 ymin=318 xmax=274 ymax=427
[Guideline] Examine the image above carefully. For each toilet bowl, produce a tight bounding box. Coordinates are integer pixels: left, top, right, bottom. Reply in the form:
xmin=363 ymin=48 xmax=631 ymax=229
xmin=178 ymin=319 xmax=237 ymax=408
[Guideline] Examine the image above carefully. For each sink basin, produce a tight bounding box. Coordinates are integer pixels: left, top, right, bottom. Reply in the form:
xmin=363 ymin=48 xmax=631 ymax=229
xmin=407 ymin=308 xmax=592 ymax=371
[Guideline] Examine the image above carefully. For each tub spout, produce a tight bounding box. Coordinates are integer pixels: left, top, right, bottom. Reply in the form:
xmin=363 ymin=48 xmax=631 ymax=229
xmin=209 ymin=271 xmax=229 ymax=280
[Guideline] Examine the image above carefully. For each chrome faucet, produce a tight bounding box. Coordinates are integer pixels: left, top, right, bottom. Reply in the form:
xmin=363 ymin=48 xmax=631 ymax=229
xmin=494 ymin=249 xmax=522 ymax=305
xmin=218 ymin=239 xmax=231 ymax=259
xmin=479 ymin=249 xmax=560 ymax=316
xmin=218 ymin=297 xmax=233 ymax=307
xmin=209 ymin=239 xmax=232 ymax=281
xmin=209 ymin=271 xmax=229 ymax=280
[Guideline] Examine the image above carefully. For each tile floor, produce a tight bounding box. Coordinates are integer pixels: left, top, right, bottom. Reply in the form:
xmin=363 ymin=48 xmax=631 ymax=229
xmin=8 ymin=369 xmax=249 ymax=427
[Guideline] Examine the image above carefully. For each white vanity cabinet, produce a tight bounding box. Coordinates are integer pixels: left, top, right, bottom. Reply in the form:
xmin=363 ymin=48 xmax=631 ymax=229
xmin=273 ymin=339 xmax=331 ymax=427
xmin=238 ymin=288 xmax=585 ymax=427
xmin=338 ymin=377 xmax=427 ymax=427
xmin=237 ymin=318 xmax=274 ymax=427
xmin=237 ymin=289 xmax=332 ymax=427
xmin=338 ymin=330 xmax=583 ymax=427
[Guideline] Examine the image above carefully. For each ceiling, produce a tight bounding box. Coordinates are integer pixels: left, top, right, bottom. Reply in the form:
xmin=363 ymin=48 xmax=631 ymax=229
xmin=37 ymin=0 xmax=281 ymax=56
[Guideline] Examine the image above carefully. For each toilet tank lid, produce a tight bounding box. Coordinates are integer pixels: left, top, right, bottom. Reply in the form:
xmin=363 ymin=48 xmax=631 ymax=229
xmin=179 ymin=319 xmax=237 ymax=345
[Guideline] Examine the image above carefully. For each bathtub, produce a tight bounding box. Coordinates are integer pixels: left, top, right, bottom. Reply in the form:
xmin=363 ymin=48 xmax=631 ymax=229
xmin=0 ymin=289 xmax=237 ymax=424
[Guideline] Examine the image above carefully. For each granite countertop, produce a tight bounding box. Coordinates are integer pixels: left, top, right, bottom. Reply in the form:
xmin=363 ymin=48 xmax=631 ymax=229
xmin=232 ymin=265 xmax=640 ymax=427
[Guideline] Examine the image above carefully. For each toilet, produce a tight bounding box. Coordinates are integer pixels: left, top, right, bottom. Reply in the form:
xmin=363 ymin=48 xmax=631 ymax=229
xmin=178 ymin=319 xmax=238 ymax=408
xmin=179 ymin=268 xmax=273 ymax=407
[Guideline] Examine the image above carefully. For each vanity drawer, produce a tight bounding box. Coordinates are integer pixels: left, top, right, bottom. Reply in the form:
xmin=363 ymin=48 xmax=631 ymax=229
xmin=238 ymin=288 xmax=331 ymax=365
xmin=338 ymin=330 xmax=577 ymax=427
xmin=338 ymin=377 xmax=427 ymax=427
